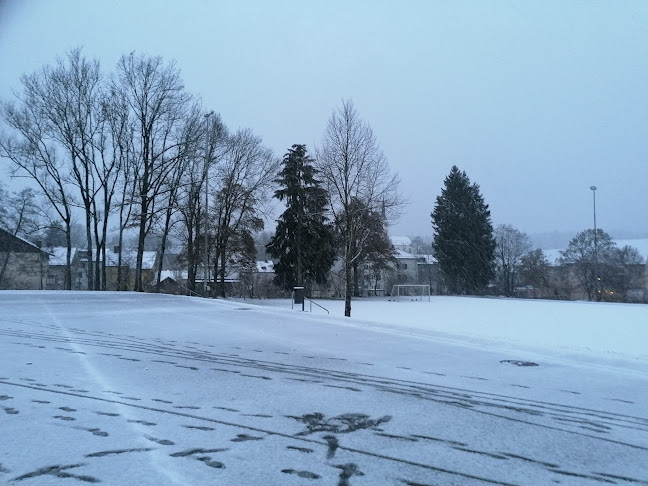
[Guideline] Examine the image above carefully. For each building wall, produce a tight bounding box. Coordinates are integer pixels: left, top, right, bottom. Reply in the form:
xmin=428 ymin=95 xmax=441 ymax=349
xmin=0 ymin=252 xmax=48 ymax=290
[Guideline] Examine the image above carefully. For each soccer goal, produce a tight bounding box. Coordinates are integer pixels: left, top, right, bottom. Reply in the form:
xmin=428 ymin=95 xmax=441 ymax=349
xmin=390 ymin=284 xmax=431 ymax=302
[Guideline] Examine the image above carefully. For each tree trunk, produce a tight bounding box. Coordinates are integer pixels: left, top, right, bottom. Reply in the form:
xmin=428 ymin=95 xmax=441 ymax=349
xmin=186 ymin=220 xmax=196 ymax=292
xmin=85 ymin=207 xmax=94 ymax=290
xmin=219 ymin=246 xmax=227 ymax=298
xmin=117 ymin=227 xmax=125 ymax=290
xmin=353 ymin=263 xmax=360 ymax=297
xmin=344 ymin=256 xmax=352 ymax=317
xmin=134 ymin=205 xmax=147 ymax=292
xmin=65 ymin=222 xmax=72 ymax=290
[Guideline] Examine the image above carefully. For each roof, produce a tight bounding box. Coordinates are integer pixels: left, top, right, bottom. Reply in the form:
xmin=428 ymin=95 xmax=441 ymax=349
xmin=106 ymin=249 xmax=157 ymax=269
xmin=390 ymin=235 xmax=411 ymax=247
xmin=47 ymin=246 xmax=74 ymax=266
xmin=161 ymin=253 xmax=186 ymax=271
xmin=50 ymin=247 xmax=159 ymax=270
xmin=417 ymin=254 xmax=437 ymax=264
xmin=160 ymin=269 xmax=188 ymax=280
xmin=394 ymin=249 xmax=417 ymax=259
xmin=0 ymin=227 xmax=46 ymax=254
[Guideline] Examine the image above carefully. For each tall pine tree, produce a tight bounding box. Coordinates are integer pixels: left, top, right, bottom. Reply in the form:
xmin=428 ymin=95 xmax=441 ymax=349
xmin=431 ymin=166 xmax=495 ymax=294
xmin=267 ymin=145 xmax=335 ymax=292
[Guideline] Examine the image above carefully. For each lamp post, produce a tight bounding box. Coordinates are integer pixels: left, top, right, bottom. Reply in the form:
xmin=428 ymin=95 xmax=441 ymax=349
xmin=590 ymin=185 xmax=599 ymax=301
xmin=204 ymin=112 xmax=213 ymax=297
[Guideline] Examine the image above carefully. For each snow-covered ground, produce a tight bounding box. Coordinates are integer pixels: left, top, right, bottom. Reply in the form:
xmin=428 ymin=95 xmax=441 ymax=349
xmin=1 ymin=292 xmax=647 ymax=485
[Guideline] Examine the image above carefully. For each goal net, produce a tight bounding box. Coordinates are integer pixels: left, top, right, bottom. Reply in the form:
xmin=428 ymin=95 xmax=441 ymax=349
xmin=390 ymin=284 xmax=431 ymax=301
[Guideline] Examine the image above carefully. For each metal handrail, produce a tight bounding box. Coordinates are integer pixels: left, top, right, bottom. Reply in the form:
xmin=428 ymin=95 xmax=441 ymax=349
xmin=305 ymin=297 xmax=329 ymax=314
xmin=177 ymin=283 xmax=204 ymax=298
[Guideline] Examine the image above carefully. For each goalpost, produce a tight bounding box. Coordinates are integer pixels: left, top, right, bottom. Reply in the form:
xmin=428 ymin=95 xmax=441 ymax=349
xmin=390 ymin=284 xmax=431 ymax=302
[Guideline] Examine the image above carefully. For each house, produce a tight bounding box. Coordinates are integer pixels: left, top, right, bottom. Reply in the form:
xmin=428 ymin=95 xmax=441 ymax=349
xmin=247 ymin=260 xmax=280 ymax=298
xmin=45 ymin=246 xmax=158 ymax=291
xmin=531 ymin=238 xmax=648 ymax=302
xmin=391 ymin=235 xmax=413 ymax=253
xmin=46 ymin=246 xmax=71 ymax=290
xmin=361 ymin=236 xmax=439 ymax=297
xmin=0 ymin=227 xmax=49 ymax=290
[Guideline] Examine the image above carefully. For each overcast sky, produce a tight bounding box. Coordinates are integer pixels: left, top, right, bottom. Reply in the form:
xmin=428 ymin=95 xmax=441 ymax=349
xmin=1 ymin=0 xmax=647 ymax=239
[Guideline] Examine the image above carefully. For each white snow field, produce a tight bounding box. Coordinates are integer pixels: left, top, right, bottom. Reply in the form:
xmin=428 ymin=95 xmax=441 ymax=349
xmin=0 ymin=292 xmax=647 ymax=486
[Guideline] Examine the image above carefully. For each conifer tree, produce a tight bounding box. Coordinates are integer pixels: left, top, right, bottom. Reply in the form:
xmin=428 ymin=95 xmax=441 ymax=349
xmin=267 ymin=145 xmax=335 ymax=292
xmin=431 ymin=166 xmax=495 ymax=294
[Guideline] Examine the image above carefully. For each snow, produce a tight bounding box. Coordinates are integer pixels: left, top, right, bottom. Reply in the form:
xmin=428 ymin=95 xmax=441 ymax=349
xmin=46 ymin=246 xmax=70 ymax=266
xmin=46 ymin=247 xmax=158 ymax=269
xmin=106 ymin=249 xmax=157 ymax=270
xmin=390 ymin=235 xmax=411 ymax=248
xmin=1 ymin=291 xmax=647 ymax=485
xmin=394 ymin=249 xmax=416 ymax=259
xmin=256 ymin=260 xmax=274 ymax=272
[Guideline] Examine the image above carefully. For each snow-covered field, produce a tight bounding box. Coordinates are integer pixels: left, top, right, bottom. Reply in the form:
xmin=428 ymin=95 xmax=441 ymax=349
xmin=1 ymin=292 xmax=647 ymax=485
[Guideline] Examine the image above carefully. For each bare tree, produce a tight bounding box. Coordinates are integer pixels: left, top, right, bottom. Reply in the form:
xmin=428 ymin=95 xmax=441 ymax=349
xmin=494 ymin=224 xmax=531 ymax=297
xmin=1 ymin=98 xmax=75 ymax=289
xmin=560 ymin=229 xmax=617 ymax=301
xmin=176 ymin=111 xmax=227 ymax=292
xmin=211 ymin=128 xmax=277 ymax=297
xmin=316 ymin=99 xmax=401 ymax=316
xmin=99 ymin=85 xmax=136 ymax=290
xmin=16 ymin=49 xmax=105 ymax=289
xmin=114 ymin=52 xmax=192 ymax=291
xmin=154 ymin=102 xmax=207 ymax=288
xmin=0 ymin=186 xmax=42 ymax=288
xmin=519 ymin=248 xmax=551 ymax=297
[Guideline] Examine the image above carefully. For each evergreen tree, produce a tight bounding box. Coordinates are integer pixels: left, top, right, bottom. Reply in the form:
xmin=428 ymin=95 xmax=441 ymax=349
xmin=267 ymin=145 xmax=335 ymax=292
xmin=431 ymin=166 xmax=495 ymax=294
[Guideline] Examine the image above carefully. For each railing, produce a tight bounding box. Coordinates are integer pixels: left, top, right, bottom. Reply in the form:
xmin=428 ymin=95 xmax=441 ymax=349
xmin=305 ymin=297 xmax=329 ymax=314
xmin=291 ymin=290 xmax=330 ymax=314
xmin=179 ymin=284 xmax=205 ymax=298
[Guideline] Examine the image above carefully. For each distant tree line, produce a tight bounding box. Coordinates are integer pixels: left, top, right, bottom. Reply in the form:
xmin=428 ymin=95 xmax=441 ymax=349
xmin=0 ymin=48 xmax=280 ymax=293
xmin=429 ymin=166 xmax=644 ymax=301
xmin=0 ymin=49 xmax=402 ymax=316
xmin=2 ymin=48 xmax=642 ymax=308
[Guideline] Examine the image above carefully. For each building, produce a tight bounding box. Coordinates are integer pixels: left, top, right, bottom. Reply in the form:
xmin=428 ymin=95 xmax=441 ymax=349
xmin=44 ymin=246 xmax=158 ymax=291
xmin=360 ymin=236 xmax=439 ymax=297
xmin=0 ymin=227 xmax=49 ymax=290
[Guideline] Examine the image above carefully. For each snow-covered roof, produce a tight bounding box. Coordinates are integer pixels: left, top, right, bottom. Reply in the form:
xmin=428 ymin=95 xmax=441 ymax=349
xmin=46 ymin=246 xmax=74 ymax=266
xmin=544 ymin=248 xmax=562 ymax=265
xmin=417 ymin=254 xmax=437 ymax=264
xmin=390 ymin=235 xmax=411 ymax=247
xmin=59 ymin=248 xmax=158 ymax=270
xmin=256 ymin=260 xmax=274 ymax=272
xmin=106 ymin=250 xmax=157 ymax=269
xmin=159 ymin=269 xmax=188 ymax=281
xmin=394 ymin=249 xmax=416 ymax=259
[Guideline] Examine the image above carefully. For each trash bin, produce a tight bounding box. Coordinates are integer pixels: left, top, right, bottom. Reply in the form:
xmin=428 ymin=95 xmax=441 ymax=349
xmin=293 ymin=286 xmax=305 ymax=308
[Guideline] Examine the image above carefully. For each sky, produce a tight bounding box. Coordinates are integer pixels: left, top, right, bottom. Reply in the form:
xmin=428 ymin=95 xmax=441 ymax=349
xmin=1 ymin=0 xmax=647 ymax=239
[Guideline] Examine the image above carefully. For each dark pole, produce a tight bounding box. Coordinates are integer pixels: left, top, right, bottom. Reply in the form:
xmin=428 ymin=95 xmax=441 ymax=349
xmin=590 ymin=185 xmax=599 ymax=301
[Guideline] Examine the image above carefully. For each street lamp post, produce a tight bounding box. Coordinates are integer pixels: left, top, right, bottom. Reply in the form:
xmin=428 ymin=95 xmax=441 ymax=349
xmin=590 ymin=185 xmax=599 ymax=301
